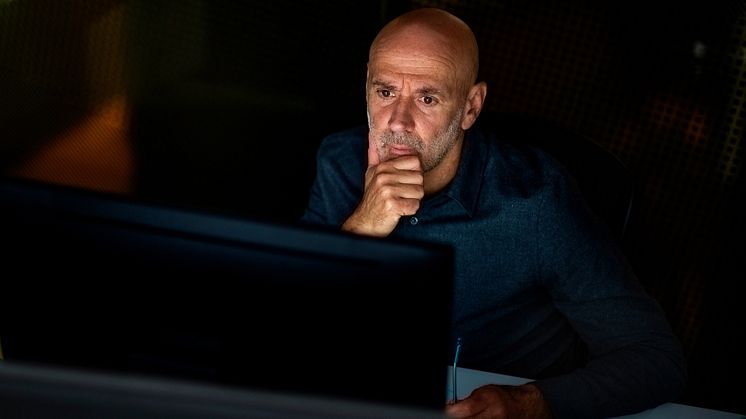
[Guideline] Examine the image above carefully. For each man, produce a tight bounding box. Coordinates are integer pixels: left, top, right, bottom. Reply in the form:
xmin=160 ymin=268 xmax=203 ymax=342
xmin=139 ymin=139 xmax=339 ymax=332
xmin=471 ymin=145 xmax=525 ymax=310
xmin=301 ymin=7 xmax=685 ymax=419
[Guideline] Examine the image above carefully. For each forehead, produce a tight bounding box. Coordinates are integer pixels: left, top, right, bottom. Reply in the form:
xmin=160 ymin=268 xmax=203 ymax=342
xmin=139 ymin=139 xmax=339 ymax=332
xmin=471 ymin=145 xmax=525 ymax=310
xmin=368 ymin=49 xmax=459 ymax=94
xmin=368 ymin=23 xmax=464 ymax=93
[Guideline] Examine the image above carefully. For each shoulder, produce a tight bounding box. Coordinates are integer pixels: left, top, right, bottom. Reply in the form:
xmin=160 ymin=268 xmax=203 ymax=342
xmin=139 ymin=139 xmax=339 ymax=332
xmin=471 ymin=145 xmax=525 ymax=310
xmin=313 ymin=125 xmax=368 ymax=180
xmin=473 ymin=112 xmax=588 ymax=184
xmin=470 ymin=123 xmax=571 ymax=199
xmin=317 ymin=125 xmax=367 ymax=158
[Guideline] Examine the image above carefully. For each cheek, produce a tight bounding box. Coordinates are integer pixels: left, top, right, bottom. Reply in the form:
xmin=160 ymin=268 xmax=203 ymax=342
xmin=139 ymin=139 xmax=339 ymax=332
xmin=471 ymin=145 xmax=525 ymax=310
xmin=367 ymin=107 xmax=389 ymax=129
xmin=418 ymin=116 xmax=449 ymax=140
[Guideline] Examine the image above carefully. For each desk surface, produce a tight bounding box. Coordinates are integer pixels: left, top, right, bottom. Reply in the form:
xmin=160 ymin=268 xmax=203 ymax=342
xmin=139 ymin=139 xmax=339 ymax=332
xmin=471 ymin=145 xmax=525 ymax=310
xmin=446 ymin=366 xmax=745 ymax=419
xmin=2 ymin=359 xmax=744 ymax=418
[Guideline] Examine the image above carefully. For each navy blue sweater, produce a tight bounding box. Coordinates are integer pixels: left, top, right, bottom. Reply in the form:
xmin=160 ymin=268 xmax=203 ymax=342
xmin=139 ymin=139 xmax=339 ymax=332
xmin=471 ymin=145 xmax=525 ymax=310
xmin=301 ymin=125 xmax=685 ymax=419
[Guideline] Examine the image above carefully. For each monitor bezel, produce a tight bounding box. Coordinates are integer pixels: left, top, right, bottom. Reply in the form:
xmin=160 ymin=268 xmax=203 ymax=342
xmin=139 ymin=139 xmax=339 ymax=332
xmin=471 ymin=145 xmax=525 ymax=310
xmin=0 ymin=177 xmax=454 ymax=411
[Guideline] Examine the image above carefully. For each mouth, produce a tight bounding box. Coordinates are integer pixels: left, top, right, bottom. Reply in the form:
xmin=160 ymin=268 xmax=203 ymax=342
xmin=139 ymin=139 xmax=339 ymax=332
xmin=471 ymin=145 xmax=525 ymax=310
xmin=388 ymin=144 xmax=418 ymax=156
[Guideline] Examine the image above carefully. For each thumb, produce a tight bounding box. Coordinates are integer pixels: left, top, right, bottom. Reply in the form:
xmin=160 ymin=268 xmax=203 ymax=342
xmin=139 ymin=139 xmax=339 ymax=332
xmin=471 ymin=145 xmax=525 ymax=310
xmin=367 ymin=133 xmax=380 ymax=168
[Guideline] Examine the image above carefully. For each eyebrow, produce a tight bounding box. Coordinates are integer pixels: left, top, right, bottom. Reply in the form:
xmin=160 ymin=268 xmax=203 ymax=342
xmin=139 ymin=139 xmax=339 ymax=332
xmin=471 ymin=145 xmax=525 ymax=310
xmin=369 ymin=79 xmax=445 ymax=96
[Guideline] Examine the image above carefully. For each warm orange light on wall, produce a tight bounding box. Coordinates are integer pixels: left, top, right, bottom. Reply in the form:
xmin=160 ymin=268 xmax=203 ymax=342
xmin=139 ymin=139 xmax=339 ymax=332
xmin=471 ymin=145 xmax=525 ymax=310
xmin=10 ymin=95 xmax=134 ymax=195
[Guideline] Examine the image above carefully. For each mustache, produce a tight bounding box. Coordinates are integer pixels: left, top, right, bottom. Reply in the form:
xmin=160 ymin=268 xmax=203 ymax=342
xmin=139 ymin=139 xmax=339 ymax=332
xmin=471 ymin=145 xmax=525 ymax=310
xmin=378 ymin=132 xmax=425 ymax=153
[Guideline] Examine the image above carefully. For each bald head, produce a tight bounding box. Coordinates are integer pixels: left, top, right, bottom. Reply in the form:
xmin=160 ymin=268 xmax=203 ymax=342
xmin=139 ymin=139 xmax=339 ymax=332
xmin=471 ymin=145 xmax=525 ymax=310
xmin=369 ymin=8 xmax=480 ymax=90
xmin=365 ymin=8 xmax=487 ymax=193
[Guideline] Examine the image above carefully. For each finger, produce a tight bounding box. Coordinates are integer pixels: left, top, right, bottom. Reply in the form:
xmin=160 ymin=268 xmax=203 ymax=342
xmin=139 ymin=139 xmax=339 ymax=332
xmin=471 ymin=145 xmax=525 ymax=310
xmin=444 ymin=400 xmax=473 ymax=418
xmin=387 ymin=154 xmax=422 ymax=171
xmin=367 ymin=133 xmax=380 ymax=168
xmin=397 ymin=197 xmax=422 ymax=216
xmin=374 ymin=194 xmax=421 ymax=217
xmin=373 ymin=170 xmax=423 ymax=188
xmin=385 ymin=183 xmax=424 ymax=201
xmin=396 ymin=170 xmax=424 ymax=186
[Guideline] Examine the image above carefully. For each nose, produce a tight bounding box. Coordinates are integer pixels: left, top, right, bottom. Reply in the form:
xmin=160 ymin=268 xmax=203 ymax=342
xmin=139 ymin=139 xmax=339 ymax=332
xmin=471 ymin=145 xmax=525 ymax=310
xmin=388 ymin=98 xmax=416 ymax=133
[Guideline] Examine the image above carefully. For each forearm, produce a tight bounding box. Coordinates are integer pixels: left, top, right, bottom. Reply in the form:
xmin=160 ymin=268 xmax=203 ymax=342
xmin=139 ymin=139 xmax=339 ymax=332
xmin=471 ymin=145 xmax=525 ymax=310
xmin=532 ymin=343 xmax=686 ymax=419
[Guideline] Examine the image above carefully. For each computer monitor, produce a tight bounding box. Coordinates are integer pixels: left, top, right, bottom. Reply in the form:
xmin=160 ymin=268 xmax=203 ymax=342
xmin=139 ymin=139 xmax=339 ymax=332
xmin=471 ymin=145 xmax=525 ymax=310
xmin=0 ymin=361 xmax=447 ymax=419
xmin=0 ymin=177 xmax=454 ymax=412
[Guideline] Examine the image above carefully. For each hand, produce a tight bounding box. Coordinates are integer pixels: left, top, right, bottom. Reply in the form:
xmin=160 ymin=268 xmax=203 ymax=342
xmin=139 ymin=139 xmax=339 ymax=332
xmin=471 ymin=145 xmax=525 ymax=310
xmin=342 ymin=134 xmax=424 ymax=237
xmin=445 ymin=384 xmax=552 ymax=419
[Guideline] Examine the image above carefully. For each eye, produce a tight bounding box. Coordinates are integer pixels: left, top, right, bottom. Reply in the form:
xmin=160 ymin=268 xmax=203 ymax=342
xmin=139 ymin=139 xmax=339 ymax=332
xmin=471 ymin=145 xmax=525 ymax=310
xmin=422 ymin=96 xmax=436 ymax=105
xmin=377 ymin=89 xmax=393 ymax=98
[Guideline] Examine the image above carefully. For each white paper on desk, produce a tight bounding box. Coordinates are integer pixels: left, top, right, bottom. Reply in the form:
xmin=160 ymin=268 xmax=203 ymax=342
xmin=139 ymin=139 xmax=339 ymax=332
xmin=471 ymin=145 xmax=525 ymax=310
xmin=445 ymin=365 xmax=529 ymax=402
xmin=608 ymin=404 xmax=745 ymax=419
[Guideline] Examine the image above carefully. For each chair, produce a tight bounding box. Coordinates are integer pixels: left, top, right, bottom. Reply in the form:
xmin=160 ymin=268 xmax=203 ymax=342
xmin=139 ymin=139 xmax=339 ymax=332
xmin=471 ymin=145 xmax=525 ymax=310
xmin=476 ymin=111 xmax=635 ymax=244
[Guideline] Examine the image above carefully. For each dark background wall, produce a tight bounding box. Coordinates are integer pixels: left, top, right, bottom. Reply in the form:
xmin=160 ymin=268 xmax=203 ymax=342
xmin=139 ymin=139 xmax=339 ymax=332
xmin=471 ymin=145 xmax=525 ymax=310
xmin=1 ymin=0 xmax=744 ymax=414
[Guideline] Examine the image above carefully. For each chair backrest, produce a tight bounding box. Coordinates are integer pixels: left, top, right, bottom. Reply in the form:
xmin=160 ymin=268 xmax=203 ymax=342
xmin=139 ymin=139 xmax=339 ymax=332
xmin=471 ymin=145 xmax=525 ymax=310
xmin=476 ymin=111 xmax=634 ymax=244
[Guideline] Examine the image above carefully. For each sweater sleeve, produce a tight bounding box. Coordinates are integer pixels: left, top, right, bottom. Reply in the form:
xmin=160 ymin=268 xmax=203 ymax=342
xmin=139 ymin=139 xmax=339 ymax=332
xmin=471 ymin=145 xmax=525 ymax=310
xmin=531 ymin=164 xmax=686 ymax=419
xmin=300 ymin=127 xmax=367 ymax=228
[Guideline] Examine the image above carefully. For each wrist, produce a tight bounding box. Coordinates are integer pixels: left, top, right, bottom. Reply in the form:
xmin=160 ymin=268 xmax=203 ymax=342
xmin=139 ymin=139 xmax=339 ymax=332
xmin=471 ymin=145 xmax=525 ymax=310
xmin=342 ymin=213 xmax=393 ymax=237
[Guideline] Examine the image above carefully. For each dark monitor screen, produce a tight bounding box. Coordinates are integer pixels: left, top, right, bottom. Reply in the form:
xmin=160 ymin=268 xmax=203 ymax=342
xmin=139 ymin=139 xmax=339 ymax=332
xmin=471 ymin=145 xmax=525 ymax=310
xmin=0 ymin=178 xmax=454 ymax=412
xmin=0 ymin=360 xmax=447 ymax=419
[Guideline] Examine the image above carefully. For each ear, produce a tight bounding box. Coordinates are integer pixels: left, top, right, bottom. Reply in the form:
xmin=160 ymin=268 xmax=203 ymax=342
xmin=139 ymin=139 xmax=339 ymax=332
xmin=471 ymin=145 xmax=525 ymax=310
xmin=460 ymin=81 xmax=488 ymax=130
xmin=364 ymin=66 xmax=371 ymax=104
